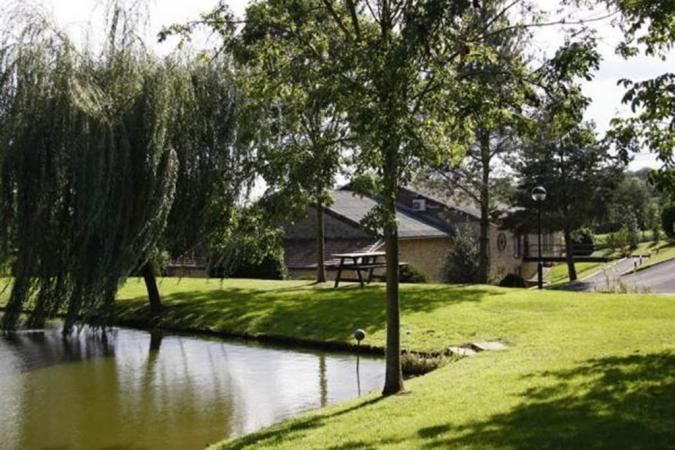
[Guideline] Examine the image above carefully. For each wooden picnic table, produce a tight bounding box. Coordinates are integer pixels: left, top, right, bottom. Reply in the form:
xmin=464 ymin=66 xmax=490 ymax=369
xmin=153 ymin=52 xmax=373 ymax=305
xmin=332 ymin=251 xmax=387 ymax=288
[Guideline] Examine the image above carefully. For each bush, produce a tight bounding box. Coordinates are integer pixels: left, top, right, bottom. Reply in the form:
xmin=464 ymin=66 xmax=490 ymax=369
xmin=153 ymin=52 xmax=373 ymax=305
xmin=607 ymin=226 xmax=630 ymax=254
xmin=399 ymin=264 xmax=429 ymax=283
xmin=401 ymin=352 xmax=448 ymax=377
xmin=570 ymin=228 xmax=595 ymax=256
xmin=229 ymin=254 xmax=287 ymax=279
xmin=446 ymin=228 xmax=481 ymax=283
xmin=661 ymin=204 xmax=675 ymax=239
xmin=209 ymin=251 xmax=287 ymax=280
xmin=499 ymin=273 xmax=527 ymax=288
xmin=594 ymin=222 xmax=622 ymax=234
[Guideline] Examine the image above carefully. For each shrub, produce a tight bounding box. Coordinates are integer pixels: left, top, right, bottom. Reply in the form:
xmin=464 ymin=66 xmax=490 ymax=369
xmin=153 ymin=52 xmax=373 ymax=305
xmin=570 ymin=228 xmax=595 ymax=256
xmin=594 ymin=222 xmax=622 ymax=234
xmin=401 ymin=352 xmax=448 ymax=377
xmin=229 ymin=254 xmax=287 ymax=279
xmin=209 ymin=250 xmax=287 ymax=280
xmin=446 ymin=227 xmax=481 ymax=283
xmin=499 ymin=273 xmax=528 ymax=288
xmin=606 ymin=226 xmax=630 ymax=254
xmin=661 ymin=204 xmax=675 ymax=239
xmin=399 ymin=264 xmax=429 ymax=283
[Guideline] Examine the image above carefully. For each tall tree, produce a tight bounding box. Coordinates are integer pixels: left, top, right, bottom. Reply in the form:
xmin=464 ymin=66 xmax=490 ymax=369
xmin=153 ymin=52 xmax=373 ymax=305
xmin=510 ymin=39 xmax=625 ymax=280
xmin=169 ymin=0 xmax=580 ymax=396
xmin=606 ymin=175 xmax=651 ymax=231
xmin=230 ymin=2 xmax=350 ymax=283
xmin=0 ymin=5 xmax=251 ymax=332
xmin=420 ymin=1 xmax=533 ymax=283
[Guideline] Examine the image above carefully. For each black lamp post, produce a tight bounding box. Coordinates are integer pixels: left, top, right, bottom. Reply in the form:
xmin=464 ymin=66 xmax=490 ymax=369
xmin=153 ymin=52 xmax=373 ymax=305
xmin=531 ymin=186 xmax=547 ymax=289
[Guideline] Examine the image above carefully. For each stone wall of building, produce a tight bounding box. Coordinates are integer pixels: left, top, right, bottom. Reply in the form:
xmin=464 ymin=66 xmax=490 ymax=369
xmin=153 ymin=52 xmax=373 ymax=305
xmin=398 ymin=238 xmax=451 ymax=283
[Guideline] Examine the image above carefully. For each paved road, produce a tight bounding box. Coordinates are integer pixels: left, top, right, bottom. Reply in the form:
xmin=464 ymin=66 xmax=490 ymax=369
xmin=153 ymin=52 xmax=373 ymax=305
xmin=619 ymin=259 xmax=675 ymax=294
xmin=551 ymin=257 xmax=675 ymax=294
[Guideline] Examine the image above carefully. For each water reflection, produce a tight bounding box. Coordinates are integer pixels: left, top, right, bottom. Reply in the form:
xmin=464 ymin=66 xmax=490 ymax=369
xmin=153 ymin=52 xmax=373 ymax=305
xmin=0 ymin=327 xmax=384 ymax=450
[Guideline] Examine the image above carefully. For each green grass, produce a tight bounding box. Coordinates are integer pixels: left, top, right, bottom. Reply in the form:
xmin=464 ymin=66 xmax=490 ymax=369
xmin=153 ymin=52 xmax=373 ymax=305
xmin=634 ymin=241 xmax=675 ymax=271
xmin=544 ymin=262 xmax=602 ymax=285
xmin=110 ymin=278 xmax=675 ymax=449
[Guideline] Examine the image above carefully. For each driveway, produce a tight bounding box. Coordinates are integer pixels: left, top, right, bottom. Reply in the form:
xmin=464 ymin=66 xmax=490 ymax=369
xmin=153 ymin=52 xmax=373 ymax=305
xmin=551 ymin=257 xmax=674 ymax=293
xmin=551 ymin=258 xmax=628 ymax=292
xmin=619 ymin=259 xmax=675 ymax=294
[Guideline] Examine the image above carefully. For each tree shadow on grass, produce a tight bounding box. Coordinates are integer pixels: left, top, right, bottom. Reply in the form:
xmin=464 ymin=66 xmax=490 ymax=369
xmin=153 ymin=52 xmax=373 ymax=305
xmin=114 ymin=284 xmax=502 ymax=344
xmin=422 ymin=351 xmax=675 ymax=449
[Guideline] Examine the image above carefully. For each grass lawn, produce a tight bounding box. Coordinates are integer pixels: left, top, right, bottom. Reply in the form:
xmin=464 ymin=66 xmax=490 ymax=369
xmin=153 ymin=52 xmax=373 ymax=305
xmin=544 ymin=262 xmax=602 ymax=285
xmin=105 ymin=279 xmax=675 ymax=449
xmin=110 ymin=278 xmax=675 ymax=449
xmin=634 ymin=241 xmax=675 ymax=271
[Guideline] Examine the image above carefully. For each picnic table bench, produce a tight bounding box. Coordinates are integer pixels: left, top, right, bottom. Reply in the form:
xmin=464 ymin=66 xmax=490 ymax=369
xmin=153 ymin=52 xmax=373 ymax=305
xmin=331 ymin=252 xmax=407 ymax=288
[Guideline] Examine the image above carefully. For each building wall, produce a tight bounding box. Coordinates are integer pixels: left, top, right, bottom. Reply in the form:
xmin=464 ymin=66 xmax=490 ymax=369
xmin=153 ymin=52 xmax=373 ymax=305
xmin=398 ymin=238 xmax=451 ymax=283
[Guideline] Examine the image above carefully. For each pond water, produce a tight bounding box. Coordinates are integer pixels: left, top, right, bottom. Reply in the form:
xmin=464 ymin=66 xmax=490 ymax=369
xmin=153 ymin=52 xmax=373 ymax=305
xmin=0 ymin=326 xmax=384 ymax=450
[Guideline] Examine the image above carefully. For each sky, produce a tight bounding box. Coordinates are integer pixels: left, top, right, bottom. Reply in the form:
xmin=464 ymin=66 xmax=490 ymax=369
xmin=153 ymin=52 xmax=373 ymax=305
xmin=2 ymin=0 xmax=673 ymax=170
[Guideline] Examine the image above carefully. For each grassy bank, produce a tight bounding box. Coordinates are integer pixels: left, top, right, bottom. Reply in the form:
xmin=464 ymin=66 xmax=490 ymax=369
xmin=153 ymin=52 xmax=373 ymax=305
xmin=112 ymin=278 xmax=675 ymax=449
xmin=544 ymin=261 xmax=602 ymax=285
xmin=115 ymin=278 xmax=532 ymax=353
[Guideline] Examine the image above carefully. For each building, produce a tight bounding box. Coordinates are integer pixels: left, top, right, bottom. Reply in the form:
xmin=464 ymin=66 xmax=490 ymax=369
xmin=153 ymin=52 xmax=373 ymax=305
xmin=284 ymin=185 xmax=555 ymax=282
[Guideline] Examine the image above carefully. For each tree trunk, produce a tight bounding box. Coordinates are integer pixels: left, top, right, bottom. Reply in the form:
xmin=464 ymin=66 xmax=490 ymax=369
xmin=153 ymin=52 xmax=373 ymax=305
xmin=316 ymin=200 xmax=327 ymax=283
xmin=382 ymin=149 xmax=404 ymax=396
xmin=563 ymin=226 xmax=578 ymax=281
xmin=478 ymin=134 xmax=491 ymax=283
xmin=142 ymin=261 xmax=163 ymax=314
xmin=559 ymin=147 xmax=577 ymax=282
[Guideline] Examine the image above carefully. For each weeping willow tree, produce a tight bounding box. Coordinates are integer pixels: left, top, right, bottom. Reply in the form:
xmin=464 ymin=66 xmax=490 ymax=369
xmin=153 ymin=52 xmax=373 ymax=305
xmin=0 ymin=4 xmax=251 ymax=333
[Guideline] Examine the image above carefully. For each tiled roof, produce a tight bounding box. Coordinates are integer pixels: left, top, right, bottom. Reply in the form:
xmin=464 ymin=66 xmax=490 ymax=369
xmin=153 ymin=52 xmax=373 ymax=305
xmin=404 ymin=185 xmax=515 ymax=219
xmin=329 ymin=190 xmax=453 ymax=239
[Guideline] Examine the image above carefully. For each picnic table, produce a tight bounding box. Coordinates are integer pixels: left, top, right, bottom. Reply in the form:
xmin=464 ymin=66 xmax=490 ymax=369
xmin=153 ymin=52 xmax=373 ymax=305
xmin=332 ymin=251 xmax=387 ymax=288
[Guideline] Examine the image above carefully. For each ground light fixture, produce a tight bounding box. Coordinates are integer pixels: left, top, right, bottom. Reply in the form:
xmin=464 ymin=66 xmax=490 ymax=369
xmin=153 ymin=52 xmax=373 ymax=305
xmin=531 ymin=186 xmax=547 ymax=289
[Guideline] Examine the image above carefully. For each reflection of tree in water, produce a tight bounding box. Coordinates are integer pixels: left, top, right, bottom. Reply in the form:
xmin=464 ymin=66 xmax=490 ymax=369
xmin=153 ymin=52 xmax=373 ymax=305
xmin=8 ymin=328 xmax=126 ymax=450
xmin=3 ymin=327 xmax=386 ymax=449
xmin=121 ymin=331 xmax=241 ymax=449
xmin=2 ymin=328 xmax=244 ymax=449
xmin=2 ymin=326 xmax=116 ymax=373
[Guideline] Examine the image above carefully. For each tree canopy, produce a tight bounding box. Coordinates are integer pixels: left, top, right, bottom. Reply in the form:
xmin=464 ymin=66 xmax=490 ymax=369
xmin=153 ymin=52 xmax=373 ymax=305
xmin=0 ymin=5 xmax=252 ymax=333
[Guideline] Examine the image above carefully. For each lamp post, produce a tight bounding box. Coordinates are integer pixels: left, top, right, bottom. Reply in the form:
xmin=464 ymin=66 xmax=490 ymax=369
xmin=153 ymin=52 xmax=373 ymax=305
xmin=531 ymin=186 xmax=547 ymax=289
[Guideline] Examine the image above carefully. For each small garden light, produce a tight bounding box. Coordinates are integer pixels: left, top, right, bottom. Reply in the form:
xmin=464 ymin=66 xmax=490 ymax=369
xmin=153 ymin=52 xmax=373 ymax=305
xmin=353 ymin=328 xmax=366 ymax=343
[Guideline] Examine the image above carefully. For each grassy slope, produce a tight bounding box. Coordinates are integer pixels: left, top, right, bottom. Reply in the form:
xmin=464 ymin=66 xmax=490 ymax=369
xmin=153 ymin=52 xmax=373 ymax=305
xmin=634 ymin=241 xmax=675 ymax=271
xmin=114 ymin=278 xmax=675 ymax=449
xmin=544 ymin=262 xmax=601 ymax=285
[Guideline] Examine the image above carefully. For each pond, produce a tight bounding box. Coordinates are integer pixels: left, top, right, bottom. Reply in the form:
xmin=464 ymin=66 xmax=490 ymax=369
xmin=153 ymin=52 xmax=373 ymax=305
xmin=0 ymin=326 xmax=384 ymax=449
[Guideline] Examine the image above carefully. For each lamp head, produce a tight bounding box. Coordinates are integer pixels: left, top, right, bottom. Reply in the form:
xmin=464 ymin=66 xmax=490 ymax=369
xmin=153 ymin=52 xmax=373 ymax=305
xmin=531 ymin=186 xmax=547 ymax=202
